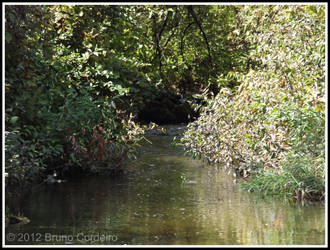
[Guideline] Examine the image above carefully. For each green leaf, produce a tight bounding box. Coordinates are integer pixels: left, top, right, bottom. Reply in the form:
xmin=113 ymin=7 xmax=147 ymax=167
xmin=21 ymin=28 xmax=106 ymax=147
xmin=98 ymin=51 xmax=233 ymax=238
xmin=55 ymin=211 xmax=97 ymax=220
xmin=10 ymin=116 xmax=19 ymax=124
xmin=111 ymin=100 xmax=116 ymax=109
xmin=5 ymin=33 xmax=12 ymax=43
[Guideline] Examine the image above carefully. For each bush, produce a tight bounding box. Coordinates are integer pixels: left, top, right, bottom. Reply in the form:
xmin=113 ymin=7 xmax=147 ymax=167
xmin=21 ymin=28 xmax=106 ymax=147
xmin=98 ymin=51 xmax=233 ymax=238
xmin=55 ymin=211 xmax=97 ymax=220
xmin=181 ymin=5 xmax=325 ymax=201
xmin=5 ymin=5 xmax=146 ymax=193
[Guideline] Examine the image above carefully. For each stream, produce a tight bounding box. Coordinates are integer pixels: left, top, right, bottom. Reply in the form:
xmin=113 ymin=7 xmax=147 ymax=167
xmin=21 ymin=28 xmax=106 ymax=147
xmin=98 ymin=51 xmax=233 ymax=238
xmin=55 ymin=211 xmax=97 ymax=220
xmin=5 ymin=135 xmax=325 ymax=245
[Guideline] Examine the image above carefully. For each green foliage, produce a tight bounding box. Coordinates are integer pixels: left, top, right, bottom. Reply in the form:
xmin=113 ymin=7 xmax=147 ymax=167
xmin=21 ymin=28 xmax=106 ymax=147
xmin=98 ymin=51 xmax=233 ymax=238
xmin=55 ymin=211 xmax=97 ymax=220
xmin=5 ymin=5 xmax=147 ymax=191
xmin=146 ymin=5 xmax=248 ymax=96
xmin=5 ymin=5 xmax=248 ymax=186
xmin=241 ymin=153 xmax=325 ymax=201
xmin=181 ymin=5 xmax=325 ymax=201
xmin=5 ymin=5 xmax=325 ymax=201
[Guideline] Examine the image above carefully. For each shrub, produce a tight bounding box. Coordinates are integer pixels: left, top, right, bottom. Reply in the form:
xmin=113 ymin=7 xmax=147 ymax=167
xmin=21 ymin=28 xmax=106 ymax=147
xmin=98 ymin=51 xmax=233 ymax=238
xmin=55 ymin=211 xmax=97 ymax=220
xmin=4 ymin=5 xmax=146 ymax=192
xmin=181 ymin=5 xmax=325 ymax=200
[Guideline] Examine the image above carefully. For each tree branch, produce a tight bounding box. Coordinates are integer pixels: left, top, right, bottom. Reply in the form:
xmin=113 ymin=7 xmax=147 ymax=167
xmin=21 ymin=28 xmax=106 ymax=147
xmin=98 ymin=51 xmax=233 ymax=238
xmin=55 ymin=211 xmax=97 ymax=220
xmin=187 ymin=6 xmax=212 ymax=62
xmin=153 ymin=10 xmax=170 ymax=77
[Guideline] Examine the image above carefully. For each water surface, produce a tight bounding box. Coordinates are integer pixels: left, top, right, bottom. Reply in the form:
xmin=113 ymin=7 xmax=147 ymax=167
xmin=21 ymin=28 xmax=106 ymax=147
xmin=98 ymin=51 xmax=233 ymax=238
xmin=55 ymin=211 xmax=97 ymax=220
xmin=6 ymin=136 xmax=325 ymax=245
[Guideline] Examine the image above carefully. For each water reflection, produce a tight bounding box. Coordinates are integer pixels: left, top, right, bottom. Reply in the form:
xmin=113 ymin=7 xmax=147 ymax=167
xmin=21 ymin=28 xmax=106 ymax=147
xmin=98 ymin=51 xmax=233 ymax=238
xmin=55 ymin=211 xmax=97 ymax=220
xmin=6 ymin=136 xmax=325 ymax=245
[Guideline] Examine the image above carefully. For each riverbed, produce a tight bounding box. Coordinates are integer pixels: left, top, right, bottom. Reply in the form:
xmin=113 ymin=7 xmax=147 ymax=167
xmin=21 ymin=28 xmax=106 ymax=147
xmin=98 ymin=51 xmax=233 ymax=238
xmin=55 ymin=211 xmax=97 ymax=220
xmin=5 ymin=135 xmax=325 ymax=245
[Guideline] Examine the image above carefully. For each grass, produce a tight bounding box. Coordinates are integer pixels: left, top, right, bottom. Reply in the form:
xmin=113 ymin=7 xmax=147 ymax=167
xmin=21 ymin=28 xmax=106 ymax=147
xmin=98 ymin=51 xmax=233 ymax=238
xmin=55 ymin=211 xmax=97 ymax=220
xmin=241 ymin=154 xmax=325 ymax=201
